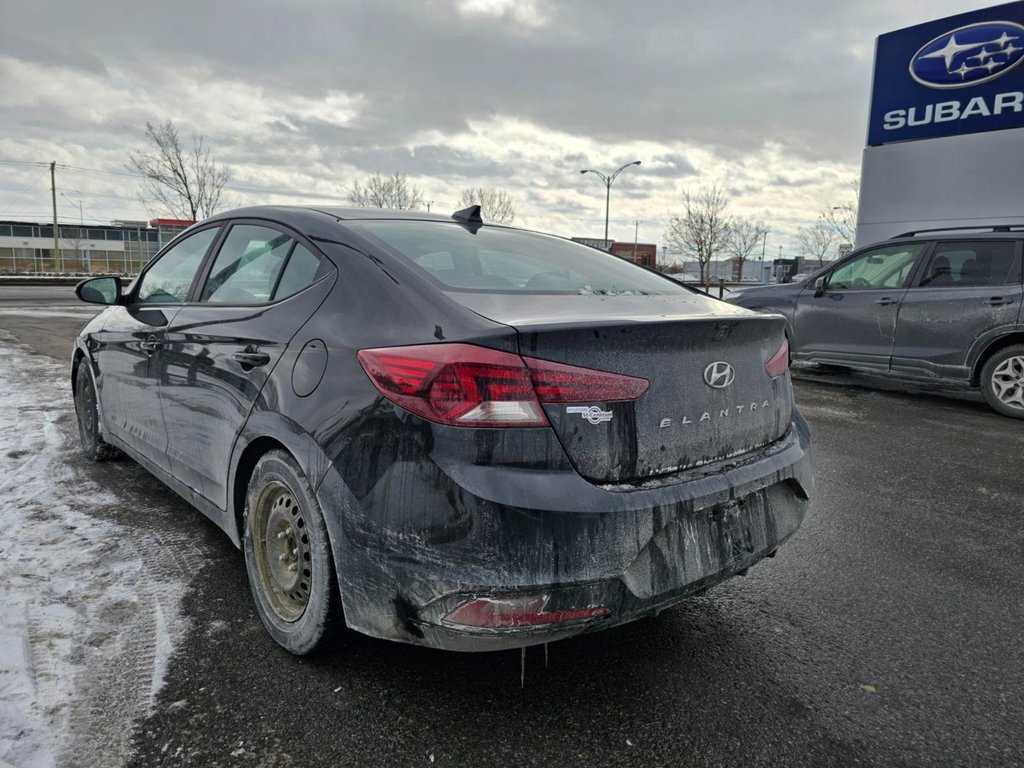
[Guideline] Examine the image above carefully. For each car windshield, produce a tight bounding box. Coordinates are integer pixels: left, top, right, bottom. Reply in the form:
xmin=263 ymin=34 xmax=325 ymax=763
xmin=346 ymin=220 xmax=685 ymax=295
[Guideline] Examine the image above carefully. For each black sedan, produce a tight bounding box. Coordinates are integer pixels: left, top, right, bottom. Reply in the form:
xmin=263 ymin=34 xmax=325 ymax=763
xmin=72 ymin=206 xmax=812 ymax=654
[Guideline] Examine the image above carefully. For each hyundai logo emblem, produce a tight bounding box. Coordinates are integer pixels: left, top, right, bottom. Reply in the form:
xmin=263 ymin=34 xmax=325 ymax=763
xmin=910 ymin=21 xmax=1024 ymax=89
xmin=703 ymin=361 xmax=735 ymax=389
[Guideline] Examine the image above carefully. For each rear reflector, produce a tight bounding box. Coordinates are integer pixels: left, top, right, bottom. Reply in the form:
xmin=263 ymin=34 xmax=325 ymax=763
xmin=764 ymin=338 xmax=789 ymax=378
xmin=442 ymin=595 xmax=611 ymax=629
xmin=357 ymin=343 xmax=648 ymax=428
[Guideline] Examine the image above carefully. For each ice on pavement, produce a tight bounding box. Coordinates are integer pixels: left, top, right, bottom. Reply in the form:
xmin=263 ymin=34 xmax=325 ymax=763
xmin=0 ymin=333 xmax=188 ymax=768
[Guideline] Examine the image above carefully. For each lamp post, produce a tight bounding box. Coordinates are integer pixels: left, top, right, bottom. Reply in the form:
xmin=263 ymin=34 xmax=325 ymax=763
xmin=580 ymin=160 xmax=641 ymax=245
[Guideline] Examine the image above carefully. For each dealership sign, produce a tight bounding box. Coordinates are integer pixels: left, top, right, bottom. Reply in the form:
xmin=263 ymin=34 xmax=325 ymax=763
xmin=868 ymin=1 xmax=1024 ymax=145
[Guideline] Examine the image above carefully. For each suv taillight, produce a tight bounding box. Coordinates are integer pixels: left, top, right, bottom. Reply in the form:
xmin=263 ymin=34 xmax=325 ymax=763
xmin=357 ymin=343 xmax=648 ymax=428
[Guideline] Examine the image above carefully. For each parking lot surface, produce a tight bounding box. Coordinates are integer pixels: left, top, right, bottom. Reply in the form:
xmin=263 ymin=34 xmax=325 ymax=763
xmin=1 ymin=287 xmax=1021 ymax=768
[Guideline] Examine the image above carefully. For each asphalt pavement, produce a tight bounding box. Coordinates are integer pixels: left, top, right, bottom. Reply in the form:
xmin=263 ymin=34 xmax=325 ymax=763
xmin=1 ymin=285 xmax=1022 ymax=768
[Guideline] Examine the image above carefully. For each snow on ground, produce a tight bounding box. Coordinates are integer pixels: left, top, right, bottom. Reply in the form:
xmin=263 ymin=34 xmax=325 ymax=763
xmin=0 ymin=331 xmax=188 ymax=768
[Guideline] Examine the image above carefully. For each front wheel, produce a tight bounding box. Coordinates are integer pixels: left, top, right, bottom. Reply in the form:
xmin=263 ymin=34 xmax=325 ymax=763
xmin=980 ymin=345 xmax=1024 ymax=419
xmin=73 ymin=366 xmax=121 ymax=461
xmin=243 ymin=450 xmax=339 ymax=654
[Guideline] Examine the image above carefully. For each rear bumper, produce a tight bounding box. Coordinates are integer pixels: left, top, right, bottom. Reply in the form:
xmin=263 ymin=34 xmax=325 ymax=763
xmin=316 ymin=411 xmax=812 ymax=652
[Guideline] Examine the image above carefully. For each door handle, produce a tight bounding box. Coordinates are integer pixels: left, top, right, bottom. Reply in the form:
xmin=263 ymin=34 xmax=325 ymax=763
xmin=232 ymin=351 xmax=271 ymax=368
xmin=139 ymin=336 xmax=161 ymax=353
xmin=982 ymin=297 xmax=1013 ymax=306
xmin=873 ymin=298 xmax=898 ymax=306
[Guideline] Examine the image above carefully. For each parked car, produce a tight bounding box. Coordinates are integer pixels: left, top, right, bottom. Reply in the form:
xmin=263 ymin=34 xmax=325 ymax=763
xmin=72 ymin=206 xmax=811 ymax=654
xmin=729 ymin=227 xmax=1024 ymax=418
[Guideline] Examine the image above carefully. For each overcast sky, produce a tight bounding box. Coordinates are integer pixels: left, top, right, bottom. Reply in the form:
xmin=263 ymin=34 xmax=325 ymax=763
xmin=0 ymin=0 xmax=998 ymax=258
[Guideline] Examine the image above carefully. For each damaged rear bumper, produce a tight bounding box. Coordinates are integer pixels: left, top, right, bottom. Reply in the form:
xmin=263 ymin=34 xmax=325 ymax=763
xmin=316 ymin=413 xmax=812 ymax=652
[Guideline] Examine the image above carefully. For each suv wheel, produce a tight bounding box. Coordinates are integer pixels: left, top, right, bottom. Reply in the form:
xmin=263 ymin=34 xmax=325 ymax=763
xmin=243 ymin=450 xmax=338 ymax=654
xmin=980 ymin=345 xmax=1024 ymax=419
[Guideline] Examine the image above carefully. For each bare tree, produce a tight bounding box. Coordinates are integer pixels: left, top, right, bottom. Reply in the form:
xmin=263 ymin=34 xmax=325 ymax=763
xmin=127 ymin=120 xmax=230 ymax=222
xmin=821 ymin=179 xmax=859 ymax=243
xmin=664 ymin=183 xmax=730 ymax=284
xmin=348 ymin=173 xmax=424 ymax=210
xmin=725 ymin=216 xmax=768 ymax=280
xmin=458 ymin=187 xmax=516 ymax=224
xmin=796 ymin=221 xmax=837 ymax=267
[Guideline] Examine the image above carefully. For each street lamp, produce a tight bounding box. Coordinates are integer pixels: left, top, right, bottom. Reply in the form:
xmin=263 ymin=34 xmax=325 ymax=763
xmin=580 ymin=160 xmax=641 ymax=245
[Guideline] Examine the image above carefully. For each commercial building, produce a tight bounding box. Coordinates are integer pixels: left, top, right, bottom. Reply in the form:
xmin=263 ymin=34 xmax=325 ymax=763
xmin=858 ymin=1 xmax=1024 ymax=246
xmin=572 ymin=237 xmax=658 ymax=269
xmin=0 ymin=218 xmax=192 ymax=274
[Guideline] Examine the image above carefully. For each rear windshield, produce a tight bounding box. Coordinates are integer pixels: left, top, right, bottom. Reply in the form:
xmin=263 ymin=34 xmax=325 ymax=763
xmin=346 ymin=220 xmax=685 ymax=295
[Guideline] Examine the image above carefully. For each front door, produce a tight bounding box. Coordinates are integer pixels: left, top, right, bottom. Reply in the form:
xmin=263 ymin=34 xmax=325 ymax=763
xmin=160 ymin=223 xmax=331 ymax=508
xmin=94 ymin=226 xmax=221 ymax=468
xmin=792 ymin=242 xmax=927 ymax=371
xmin=891 ymin=239 xmax=1024 ymax=380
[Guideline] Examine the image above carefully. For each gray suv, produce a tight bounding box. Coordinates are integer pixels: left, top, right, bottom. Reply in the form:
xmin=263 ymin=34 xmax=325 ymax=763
xmin=728 ymin=227 xmax=1024 ymax=418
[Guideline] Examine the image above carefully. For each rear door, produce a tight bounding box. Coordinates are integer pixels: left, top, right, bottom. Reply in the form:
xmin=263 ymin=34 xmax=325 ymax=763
xmin=94 ymin=226 xmax=221 ymax=468
xmin=891 ymin=239 xmax=1024 ymax=380
xmin=160 ymin=222 xmax=334 ymax=507
xmin=792 ymin=242 xmax=927 ymax=370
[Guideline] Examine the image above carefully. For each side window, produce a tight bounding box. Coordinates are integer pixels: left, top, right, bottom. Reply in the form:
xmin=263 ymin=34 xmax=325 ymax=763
xmin=273 ymin=245 xmax=323 ymax=300
xmin=919 ymin=241 xmax=1018 ymax=288
xmin=827 ymin=244 xmax=925 ymax=291
xmin=200 ymin=225 xmax=293 ymax=304
xmin=136 ymin=228 xmax=219 ymax=304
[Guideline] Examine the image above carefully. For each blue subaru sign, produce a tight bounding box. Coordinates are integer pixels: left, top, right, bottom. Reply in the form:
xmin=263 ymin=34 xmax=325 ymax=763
xmin=868 ymin=2 xmax=1024 ymax=145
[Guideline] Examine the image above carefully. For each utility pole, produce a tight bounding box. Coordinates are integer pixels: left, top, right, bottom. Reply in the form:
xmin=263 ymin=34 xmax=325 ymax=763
xmin=633 ymin=220 xmax=642 ymax=264
xmin=426 ymin=201 xmax=434 ymax=213
xmin=50 ymin=162 xmax=60 ymax=273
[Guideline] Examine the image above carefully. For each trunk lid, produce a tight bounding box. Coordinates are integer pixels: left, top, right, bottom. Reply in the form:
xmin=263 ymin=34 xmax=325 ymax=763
xmin=456 ymin=294 xmax=793 ymax=484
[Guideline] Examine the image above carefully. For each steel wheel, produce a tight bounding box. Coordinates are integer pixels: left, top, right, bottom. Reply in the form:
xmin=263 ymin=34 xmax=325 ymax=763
xmin=74 ymin=365 xmax=121 ymax=461
xmin=251 ymin=481 xmax=312 ymax=622
xmin=243 ymin=450 xmax=338 ymax=654
xmin=980 ymin=345 xmax=1024 ymax=419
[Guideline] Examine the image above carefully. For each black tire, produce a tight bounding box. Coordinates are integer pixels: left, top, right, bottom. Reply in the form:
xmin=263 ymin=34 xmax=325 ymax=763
xmin=979 ymin=344 xmax=1024 ymax=419
xmin=243 ymin=450 xmax=338 ymax=654
xmin=74 ymin=365 xmax=122 ymax=461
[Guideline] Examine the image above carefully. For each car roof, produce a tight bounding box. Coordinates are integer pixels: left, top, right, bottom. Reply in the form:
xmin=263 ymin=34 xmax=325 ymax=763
xmin=206 ymin=205 xmax=464 ymax=224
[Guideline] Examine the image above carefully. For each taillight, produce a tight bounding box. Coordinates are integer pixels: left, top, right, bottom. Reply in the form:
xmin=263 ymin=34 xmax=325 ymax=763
xmin=357 ymin=343 xmax=648 ymax=428
xmin=524 ymin=356 xmax=649 ymax=402
xmin=442 ymin=595 xmax=611 ymax=629
xmin=764 ymin=338 xmax=789 ymax=378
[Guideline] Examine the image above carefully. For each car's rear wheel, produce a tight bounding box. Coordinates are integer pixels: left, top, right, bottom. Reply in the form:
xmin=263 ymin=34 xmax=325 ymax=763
xmin=73 ymin=366 xmax=121 ymax=461
xmin=243 ymin=450 xmax=338 ymax=654
xmin=980 ymin=345 xmax=1024 ymax=419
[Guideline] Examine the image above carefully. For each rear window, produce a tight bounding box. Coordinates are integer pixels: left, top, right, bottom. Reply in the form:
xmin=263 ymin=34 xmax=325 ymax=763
xmin=346 ymin=221 xmax=685 ymax=295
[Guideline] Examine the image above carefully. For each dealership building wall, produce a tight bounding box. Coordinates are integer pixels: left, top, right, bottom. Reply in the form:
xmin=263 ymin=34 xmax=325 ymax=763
xmin=856 ymin=1 xmax=1024 ymax=248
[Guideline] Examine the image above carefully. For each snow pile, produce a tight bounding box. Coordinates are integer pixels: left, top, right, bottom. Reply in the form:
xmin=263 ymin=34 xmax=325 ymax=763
xmin=0 ymin=333 xmax=187 ymax=768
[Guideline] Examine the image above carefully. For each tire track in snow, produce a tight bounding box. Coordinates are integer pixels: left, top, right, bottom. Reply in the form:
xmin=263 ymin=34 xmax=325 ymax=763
xmin=0 ymin=333 xmax=196 ymax=768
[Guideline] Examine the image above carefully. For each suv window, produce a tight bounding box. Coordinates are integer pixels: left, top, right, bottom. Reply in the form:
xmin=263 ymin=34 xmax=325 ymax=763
xmin=136 ymin=227 xmax=219 ymax=304
xmin=827 ymin=244 xmax=925 ymax=291
xmin=919 ymin=241 xmax=1018 ymax=287
xmin=200 ymin=225 xmax=293 ymax=304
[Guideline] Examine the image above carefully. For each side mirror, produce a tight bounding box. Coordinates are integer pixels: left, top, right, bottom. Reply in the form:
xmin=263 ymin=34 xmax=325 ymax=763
xmin=75 ymin=276 xmax=123 ymax=306
xmin=813 ymin=277 xmax=826 ymax=297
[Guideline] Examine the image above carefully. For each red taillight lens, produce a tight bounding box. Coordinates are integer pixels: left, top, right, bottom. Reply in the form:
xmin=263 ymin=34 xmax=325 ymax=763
xmin=357 ymin=343 xmax=546 ymax=427
xmin=764 ymin=338 xmax=789 ymax=378
xmin=357 ymin=343 xmax=648 ymax=428
xmin=524 ymin=356 xmax=649 ymax=402
xmin=442 ymin=595 xmax=611 ymax=629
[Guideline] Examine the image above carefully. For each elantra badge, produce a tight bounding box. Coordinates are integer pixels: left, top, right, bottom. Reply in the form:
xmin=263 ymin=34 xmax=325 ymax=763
xmin=703 ymin=361 xmax=735 ymax=389
xmin=566 ymin=405 xmax=613 ymax=425
xmin=910 ymin=21 xmax=1024 ymax=89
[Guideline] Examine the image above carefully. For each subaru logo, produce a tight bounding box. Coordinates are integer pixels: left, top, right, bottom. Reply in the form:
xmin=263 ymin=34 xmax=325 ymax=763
xmin=910 ymin=21 xmax=1024 ymax=89
xmin=703 ymin=362 xmax=735 ymax=389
